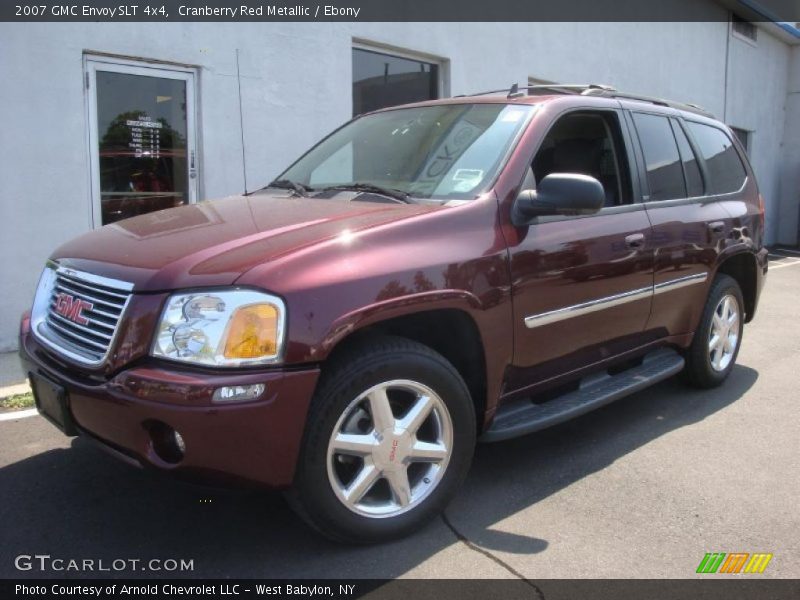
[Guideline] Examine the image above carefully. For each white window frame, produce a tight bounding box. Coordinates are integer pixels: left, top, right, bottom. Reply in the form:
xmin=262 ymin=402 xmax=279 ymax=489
xmin=83 ymin=54 xmax=199 ymax=228
xmin=352 ymin=39 xmax=450 ymax=100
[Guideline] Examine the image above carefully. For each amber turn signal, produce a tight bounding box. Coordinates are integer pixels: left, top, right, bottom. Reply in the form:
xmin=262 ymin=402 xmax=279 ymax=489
xmin=223 ymin=304 xmax=279 ymax=359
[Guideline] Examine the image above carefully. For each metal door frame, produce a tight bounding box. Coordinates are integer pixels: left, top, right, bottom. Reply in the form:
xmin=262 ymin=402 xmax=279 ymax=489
xmin=84 ymin=55 xmax=198 ymax=228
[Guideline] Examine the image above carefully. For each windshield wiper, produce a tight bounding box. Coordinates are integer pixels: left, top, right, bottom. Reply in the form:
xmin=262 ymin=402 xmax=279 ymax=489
xmin=264 ymin=179 xmax=315 ymax=197
xmin=321 ymin=183 xmax=412 ymax=203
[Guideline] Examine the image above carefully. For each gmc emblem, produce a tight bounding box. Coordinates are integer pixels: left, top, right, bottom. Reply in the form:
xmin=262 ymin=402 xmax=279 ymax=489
xmin=54 ymin=293 xmax=94 ymax=326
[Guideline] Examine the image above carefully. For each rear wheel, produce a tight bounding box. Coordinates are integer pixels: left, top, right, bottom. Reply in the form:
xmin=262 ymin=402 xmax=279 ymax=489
xmin=288 ymin=336 xmax=476 ymax=543
xmin=684 ymin=274 xmax=744 ymax=388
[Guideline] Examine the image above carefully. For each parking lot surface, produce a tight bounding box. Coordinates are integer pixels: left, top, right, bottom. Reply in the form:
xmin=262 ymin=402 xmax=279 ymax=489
xmin=1 ymin=252 xmax=798 ymax=579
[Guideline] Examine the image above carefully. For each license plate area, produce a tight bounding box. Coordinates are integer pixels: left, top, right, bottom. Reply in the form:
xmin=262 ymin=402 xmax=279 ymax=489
xmin=29 ymin=372 xmax=78 ymax=436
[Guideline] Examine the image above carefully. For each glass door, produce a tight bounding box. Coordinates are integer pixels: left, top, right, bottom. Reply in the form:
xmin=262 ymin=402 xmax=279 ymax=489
xmin=85 ymin=57 xmax=197 ymax=226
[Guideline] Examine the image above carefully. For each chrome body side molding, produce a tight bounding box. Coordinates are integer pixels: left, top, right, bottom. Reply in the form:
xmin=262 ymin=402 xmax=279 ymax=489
xmin=653 ymin=272 xmax=708 ymax=294
xmin=524 ymin=272 xmax=708 ymax=329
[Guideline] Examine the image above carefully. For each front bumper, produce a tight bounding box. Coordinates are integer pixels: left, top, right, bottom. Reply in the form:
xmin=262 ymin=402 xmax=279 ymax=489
xmin=19 ymin=316 xmax=319 ymax=488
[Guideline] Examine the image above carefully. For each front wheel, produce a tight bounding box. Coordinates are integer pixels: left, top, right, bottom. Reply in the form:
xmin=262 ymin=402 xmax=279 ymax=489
xmin=287 ymin=336 xmax=476 ymax=543
xmin=684 ymin=274 xmax=745 ymax=388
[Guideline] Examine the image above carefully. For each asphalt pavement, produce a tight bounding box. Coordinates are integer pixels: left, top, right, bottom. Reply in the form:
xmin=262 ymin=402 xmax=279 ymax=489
xmin=1 ymin=251 xmax=798 ymax=580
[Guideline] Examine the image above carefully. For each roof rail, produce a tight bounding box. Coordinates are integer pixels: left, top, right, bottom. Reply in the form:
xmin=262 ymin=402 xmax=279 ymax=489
xmin=580 ymin=87 xmax=714 ymax=118
xmin=464 ymin=83 xmax=614 ymax=98
xmin=461 ymin=83 xmax=715 ymax=118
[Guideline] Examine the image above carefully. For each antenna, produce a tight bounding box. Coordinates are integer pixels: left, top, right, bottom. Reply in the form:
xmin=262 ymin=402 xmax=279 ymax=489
xmin=236 ymin=48 xmax=248 ymax=195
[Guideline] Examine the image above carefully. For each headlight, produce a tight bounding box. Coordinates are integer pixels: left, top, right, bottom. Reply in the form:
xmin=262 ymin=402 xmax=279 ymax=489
xmin=30 ymin=262 xmax=58 ymax=331
xmin=151 ymin=289 xmax=286 ymax=367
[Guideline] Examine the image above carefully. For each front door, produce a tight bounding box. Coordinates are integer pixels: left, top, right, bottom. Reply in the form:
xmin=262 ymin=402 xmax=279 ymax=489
xmin=506 ymin=109 xmax=654 ymax=394
xmin=85 ymin=56 xmax=198 ymax=226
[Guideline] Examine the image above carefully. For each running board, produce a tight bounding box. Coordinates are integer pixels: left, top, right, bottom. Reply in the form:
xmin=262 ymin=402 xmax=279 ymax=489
xmin=481 ymin=348 xmax=685 ymax=442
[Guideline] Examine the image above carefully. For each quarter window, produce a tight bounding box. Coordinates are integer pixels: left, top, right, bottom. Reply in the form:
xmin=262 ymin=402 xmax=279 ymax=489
xmin=671 ymin=120 xmax=704 ymax=197
xmin=685 ymin=122 xmax=747 ymax=195
xmin=632 ymin=113 xmax=685 ymax=201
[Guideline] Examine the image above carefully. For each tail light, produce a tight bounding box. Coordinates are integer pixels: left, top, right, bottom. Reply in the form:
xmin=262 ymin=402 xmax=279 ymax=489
xmin=758 ymin=193 xmax=766 ymax=221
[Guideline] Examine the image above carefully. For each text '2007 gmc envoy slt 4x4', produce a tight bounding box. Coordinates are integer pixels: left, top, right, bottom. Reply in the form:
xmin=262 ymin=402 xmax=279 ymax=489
xmin=20 ymin=83 xmax=768 ymax=542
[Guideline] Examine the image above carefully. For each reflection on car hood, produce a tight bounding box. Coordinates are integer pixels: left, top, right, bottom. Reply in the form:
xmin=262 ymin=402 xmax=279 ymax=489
xmin=52 ymin=191 xmax=438 ymax=291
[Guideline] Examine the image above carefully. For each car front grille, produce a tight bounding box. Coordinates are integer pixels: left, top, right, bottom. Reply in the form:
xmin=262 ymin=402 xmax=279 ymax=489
xmin=35 ymin=267 xmax=134 ymax=365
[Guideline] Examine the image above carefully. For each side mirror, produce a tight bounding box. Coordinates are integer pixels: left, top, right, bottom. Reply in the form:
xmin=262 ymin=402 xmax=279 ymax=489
xmin=512 ymin=173 xmax=605 ymax=225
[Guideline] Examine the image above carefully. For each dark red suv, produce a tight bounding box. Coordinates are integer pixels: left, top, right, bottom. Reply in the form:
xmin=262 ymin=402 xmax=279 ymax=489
xmin=19 ymin=84 xmax=768 ymax=542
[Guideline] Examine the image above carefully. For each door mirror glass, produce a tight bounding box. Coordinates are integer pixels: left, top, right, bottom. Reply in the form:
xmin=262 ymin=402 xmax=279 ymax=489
xmin=513 ymin=173 xmax=605 ymax=224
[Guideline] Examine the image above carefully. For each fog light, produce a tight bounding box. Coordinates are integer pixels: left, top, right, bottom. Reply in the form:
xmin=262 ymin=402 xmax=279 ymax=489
xmin=212 ymin=383 xmax=265 ymax=403
xmin=146 ymin=421 xmax=185 ymax=464
xmin=173 ymin=430 xmax=186 ymax=454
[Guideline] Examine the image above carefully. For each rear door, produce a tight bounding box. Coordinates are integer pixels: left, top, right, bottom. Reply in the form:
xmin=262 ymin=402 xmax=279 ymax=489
xmin=505 ymin=108 xmax=654 ymax=393
xmin=625 ymin=106 xmax=736 ymax=337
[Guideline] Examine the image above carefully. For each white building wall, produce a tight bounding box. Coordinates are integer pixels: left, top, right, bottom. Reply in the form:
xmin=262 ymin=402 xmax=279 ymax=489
xmin=0 ymin=11 xmax=796 ymax=350
xmin=778 ymin=45 xmax=800 ymax=246
xmin=725 ymin=23 xmax=791 ymax=244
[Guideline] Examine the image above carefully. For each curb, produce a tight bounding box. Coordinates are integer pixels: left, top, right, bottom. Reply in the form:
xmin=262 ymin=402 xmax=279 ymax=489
xmin=0 ymin=408 xmax=38 ymax=422
xmin=0 ymin=383 xmax=31 ymax=400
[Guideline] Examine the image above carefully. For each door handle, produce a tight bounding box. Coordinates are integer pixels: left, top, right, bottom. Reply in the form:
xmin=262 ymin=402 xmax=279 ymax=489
xmin=189 ymin=149 xmax=197 ymax=179
xmin=707 ymin=221 xmax=725 ymax=234
xmin=625 ymin=233 xmax=646 ymax=248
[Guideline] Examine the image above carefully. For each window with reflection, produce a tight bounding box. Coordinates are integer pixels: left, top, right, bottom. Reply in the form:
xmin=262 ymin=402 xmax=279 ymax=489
xmin=686 ymin=122 xmax=747 ymax=195
xmin=352 ymin=48 xmax=439 ymax=116
xmin=671 ymin=119 xmax=704 ymax=197
xmin=96 ymin=72 xmax=189 ymax=224
xmin=280 ymin=103 xmax=534 ymax=200
xmin=633 ymin=113 xmax=686 ymax=201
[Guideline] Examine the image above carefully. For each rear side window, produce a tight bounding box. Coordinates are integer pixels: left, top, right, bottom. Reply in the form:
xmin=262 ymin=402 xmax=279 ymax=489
xmin=671 ymin=120 xmax=704 ymax=197
xmin=632 ymin=113 xmax=685 ymax=201
xmin=685 ymin=122 xmax=747 ymax=195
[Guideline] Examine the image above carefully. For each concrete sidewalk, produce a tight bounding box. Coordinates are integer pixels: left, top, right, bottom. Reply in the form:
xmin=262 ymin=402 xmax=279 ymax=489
xmin=0 ymin=350 xmax=28 ymax=398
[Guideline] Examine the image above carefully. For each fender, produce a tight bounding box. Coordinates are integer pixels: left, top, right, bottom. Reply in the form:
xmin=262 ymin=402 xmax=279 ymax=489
xmin=308 ymin=287 xmax=511 ymax=427
xmin=713 ymin=246 xmax=758 ymax=271
xmin=317 ymin=288 xmax=485 ymax=356
xmin=711 ymin=247 xmax=762 ymax=322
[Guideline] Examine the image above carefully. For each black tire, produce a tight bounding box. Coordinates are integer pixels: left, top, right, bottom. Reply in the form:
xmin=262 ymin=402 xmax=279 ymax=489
xmin=287 ymin=335 xmax=476 ymax=543
xmin=684 ymin=274 xmax=745 ymax=388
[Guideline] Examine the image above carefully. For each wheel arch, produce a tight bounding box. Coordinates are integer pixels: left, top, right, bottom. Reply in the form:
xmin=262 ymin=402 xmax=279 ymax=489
xmin=320 ymin=304 xmax=489 ymax=433
xmin=715 ymin=251 xmax=758 ymax=323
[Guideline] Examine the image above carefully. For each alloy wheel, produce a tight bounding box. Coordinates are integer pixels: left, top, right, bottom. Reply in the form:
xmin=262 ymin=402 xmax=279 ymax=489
xmin=708 ymin=293 xmax=740 ymax=372
xmin=326 ymin=379 xmax=453 ymax=518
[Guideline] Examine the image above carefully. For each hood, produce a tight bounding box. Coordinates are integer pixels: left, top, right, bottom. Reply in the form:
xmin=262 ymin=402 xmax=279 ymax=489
xmin=53 ymin=191 xmax=438 ymax=291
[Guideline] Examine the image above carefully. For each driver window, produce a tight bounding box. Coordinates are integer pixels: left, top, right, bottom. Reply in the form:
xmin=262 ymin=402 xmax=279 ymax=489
xmin=532 ymin=111 xmax=632 ymax=207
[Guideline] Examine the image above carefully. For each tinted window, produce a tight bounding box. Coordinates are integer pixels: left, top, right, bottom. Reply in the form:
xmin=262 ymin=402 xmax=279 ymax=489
xmin=671 ymin=120 xmax=704 ymax=197
xmin=633 ymin=113 xmax=685 ymax=201
xmin=532 ymin=111 xmax=631 ymax=206
xmin=352 ymin=48 xmax=438 ymax=116
xmin=686 ymin=122 xmax=747 ymax=195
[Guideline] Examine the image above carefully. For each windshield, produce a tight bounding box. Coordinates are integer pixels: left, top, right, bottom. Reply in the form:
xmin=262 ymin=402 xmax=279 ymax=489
xmin=277 ymin=103 xmax=535 ymax=200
